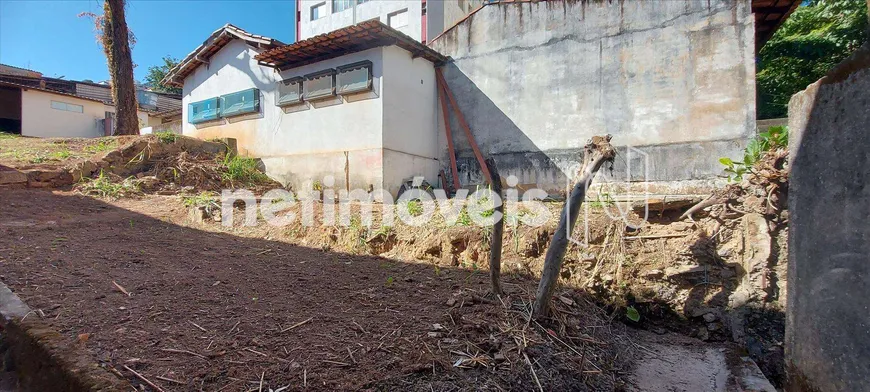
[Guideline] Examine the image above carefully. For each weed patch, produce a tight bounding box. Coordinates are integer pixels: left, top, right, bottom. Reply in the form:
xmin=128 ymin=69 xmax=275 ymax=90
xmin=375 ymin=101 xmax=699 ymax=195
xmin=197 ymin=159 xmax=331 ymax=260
xmin=221 ymin=154 xmax=269 ymax=186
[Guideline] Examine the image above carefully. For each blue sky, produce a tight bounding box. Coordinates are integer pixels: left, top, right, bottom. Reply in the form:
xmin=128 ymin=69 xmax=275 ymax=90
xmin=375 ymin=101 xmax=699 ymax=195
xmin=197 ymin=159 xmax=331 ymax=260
xmin=0 ymin=0 xmax=296 ymax=82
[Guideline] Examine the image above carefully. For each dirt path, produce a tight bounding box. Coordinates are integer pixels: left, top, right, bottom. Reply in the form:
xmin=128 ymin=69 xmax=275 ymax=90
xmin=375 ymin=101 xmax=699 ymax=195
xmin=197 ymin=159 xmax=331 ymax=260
xmin=1 ymin=190 xmax=625 ymax=391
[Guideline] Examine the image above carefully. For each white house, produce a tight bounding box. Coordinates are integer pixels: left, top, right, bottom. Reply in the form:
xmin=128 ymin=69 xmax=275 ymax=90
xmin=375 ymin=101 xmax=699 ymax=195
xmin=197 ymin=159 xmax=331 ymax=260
xmin=163 ymin=21 xmax=447 ymax=195
xmin=0 ymin=80 xmax=112 ymax=138
xmin=0 ymin=64 xmax=182 ymax=137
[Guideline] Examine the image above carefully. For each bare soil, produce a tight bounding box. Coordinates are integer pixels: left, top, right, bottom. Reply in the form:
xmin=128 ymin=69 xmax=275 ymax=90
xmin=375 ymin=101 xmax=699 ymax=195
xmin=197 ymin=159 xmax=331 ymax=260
xmin=0 ymin=189 xmax=636 ymax=391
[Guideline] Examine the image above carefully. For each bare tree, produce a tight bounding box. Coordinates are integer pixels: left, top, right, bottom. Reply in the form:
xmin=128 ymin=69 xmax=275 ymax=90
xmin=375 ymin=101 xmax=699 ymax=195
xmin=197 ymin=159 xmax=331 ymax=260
xmin=485 ymin=158 xmax=504 ymax=295
xmin=532 ymin=135 xmax=616 ymax=318
xmin=82 ymin=0 xmax=138 ymax=135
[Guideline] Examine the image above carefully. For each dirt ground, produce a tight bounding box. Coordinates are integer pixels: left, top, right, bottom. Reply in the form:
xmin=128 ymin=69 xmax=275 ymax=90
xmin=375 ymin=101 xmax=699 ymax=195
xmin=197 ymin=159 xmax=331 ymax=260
xmin=0 ymin=189 xmax=637 ymax=391
xmin=0 ymin=134 xmax=789 ymax=390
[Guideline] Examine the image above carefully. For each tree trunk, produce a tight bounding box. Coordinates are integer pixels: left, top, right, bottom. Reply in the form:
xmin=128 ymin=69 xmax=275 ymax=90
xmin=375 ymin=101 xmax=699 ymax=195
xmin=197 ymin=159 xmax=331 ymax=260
xmin=103 ymin=0 xmax=138 ymax=135
xmin=532 ymin=135 xmax=616 ymax=318
xmin=485 ymin=158 xmax=504 ymax=295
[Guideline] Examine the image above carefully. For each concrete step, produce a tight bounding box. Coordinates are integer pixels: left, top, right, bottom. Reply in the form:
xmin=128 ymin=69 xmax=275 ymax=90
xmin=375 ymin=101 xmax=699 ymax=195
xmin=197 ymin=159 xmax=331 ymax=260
xmin=627 ymin=330 xmax=776 ymax=392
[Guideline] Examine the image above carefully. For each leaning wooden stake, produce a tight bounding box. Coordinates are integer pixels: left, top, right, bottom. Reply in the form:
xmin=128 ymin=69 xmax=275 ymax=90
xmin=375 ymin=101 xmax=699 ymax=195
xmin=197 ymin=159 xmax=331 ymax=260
xmin=485 ymin=158 xmax=504 ymax=295
xmin=532 ymin=135 xmax=616 ymax=318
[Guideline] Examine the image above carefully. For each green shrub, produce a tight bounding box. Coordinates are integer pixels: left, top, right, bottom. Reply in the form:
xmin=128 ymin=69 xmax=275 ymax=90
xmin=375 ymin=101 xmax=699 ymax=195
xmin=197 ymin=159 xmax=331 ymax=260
xmin=79 ymin=170 xmax=139 ymax=199
xmin=720 ymin=126 xmax=788 ymax=181
xmin=156 ymin=131 xmax=179 ymax=144
xmin=84 ymin=139 xmax=117 ymax=154
xmin=221 ymin=154 xmax=269 ymax=186
xmin=183 ymin=191 xmax=219 ymax=209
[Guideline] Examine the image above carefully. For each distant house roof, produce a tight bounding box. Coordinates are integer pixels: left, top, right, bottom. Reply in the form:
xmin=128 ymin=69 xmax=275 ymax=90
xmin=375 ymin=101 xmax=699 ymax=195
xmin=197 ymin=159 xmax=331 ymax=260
xmin=163 ymin=24 xmax=285 ymax=87
xmin=0 ymin=64 xmax=42 ymax=78
xmin=0 ymin=80 xmax=107 ymax=104
xmin=256 ymin=20 xmax=448 ymax=71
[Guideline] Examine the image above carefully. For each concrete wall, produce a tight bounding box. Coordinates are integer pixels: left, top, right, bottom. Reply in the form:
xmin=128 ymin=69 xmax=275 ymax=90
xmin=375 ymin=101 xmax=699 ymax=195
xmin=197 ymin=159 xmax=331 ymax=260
xmin=429 ymin=0 xmax=756 ymax=191
xmin=300 ymin=0 xmax=424 ymax=41
xmin=21 ymin=90 xmax=105 ymax=138
xmin=785 ymin=44 xmax=870 ymax=392
xmin=381 ymin=45 xmax=440 ymax=194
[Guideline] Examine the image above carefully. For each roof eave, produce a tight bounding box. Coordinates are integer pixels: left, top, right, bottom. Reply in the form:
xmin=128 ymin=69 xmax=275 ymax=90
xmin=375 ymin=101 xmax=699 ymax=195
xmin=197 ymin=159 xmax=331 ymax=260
xmin=162 ymin=24 xmax=282 ymax=88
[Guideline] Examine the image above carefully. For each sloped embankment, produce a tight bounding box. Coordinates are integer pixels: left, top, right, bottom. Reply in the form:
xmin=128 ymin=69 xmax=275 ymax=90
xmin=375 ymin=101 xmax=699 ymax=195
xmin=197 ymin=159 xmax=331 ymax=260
xmin=0 ymin=134 xmax=279 ymax=193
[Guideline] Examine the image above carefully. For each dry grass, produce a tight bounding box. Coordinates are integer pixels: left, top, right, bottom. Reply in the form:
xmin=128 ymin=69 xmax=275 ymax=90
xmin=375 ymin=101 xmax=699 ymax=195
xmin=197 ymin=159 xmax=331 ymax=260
xmin=0 ymin=133 xmax=128 ymax=169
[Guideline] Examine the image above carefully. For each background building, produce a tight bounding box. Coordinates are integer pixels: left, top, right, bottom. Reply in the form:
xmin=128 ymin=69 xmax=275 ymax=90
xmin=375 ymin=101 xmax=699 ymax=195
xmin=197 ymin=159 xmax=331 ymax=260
xmin=297 ymin=0 xmax=484 ymax=44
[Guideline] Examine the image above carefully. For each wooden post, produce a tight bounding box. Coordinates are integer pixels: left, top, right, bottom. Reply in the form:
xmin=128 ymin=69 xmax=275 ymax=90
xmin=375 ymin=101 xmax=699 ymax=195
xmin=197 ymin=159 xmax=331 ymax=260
xmin=436 ymin=70 xmax=462 ymax=192
xmin=532 ymin=136 xmax=616 ymax=318
xmin=435 ymin=68 xmax=493 ymax=184
xmin=485 ymin=157 xmax=504 ymax=295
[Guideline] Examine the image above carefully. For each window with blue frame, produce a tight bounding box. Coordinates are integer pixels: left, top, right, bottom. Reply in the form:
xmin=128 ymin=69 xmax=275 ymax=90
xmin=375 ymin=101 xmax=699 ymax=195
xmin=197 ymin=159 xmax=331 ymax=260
xmin=188 ymin=98 xmax=220 ymax=124
xmin=220 ymin=88 xmax=260 ymax=117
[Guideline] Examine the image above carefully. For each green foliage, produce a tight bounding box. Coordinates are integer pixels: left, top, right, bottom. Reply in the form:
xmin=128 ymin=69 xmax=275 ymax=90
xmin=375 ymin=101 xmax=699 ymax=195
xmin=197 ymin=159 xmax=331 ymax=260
xmin=182 ymin=191 xmax=219 ymax=208
xmin=626 ymin=306 xmax=641 ymax=322
xmin=29 ymin=153 xmax=48 ymax=164
xmin=404 ymin=199 xmax=424 ymax=216
xmin=721 ymin=126 xmax=789 ymax=181
xmin=84 ymin=139 xmax=118 ymax=154
xmin=79 ymin=170 xmax=139 ymax=199
xmin=155 ymin=131 xmax=179 ymax=144
xmin=221 ymin=154 xmax=269 ymax=186
xmin=589 ymin=192 xmax=616 ymax=208
xmin=144 ymin=56 xmax=182 ymax=94
xmin=51 ymin=150 xmax=72 ymax=160
xmin=757 ymin=0 xmax=868 ymax=119
xmin=0 ymin=132 xmax=19 ymax=140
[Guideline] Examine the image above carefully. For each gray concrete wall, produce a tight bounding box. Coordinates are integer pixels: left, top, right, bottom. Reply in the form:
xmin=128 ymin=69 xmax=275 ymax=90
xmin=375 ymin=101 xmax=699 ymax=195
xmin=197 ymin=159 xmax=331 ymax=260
xmin=785 ymin=44 xmax=870 ymax=392
xmin=429 ymin=0 xmax=756 ymax=191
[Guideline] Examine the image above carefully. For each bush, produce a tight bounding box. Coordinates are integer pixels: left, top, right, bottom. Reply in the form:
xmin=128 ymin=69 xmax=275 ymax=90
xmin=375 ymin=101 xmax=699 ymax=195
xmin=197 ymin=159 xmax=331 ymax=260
xmin=221 ymin=154 xmax=269 ymax=186
xmin=78 ymin=170 xmax=140 ymax=199
xmin=720 ymin=126 xmax=788 ymax=181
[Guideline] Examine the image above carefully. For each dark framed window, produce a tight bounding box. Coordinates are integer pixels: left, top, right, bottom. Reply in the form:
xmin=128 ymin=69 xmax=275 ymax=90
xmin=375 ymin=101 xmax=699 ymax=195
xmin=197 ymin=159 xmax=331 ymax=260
xmin=220 ymin=88 xmax=260 ymax=117
xmin=188 ymin=97 xmax=220 ymax=124
xmin=277 ymin=77 xmax=303 ymax=106
xmin=303 ymin=69 xmax=336 ymax=100
xmin=336 ymin=61 xmax=373 ymax=95
xmin=310 ymin=2 xmax=326 ymax=20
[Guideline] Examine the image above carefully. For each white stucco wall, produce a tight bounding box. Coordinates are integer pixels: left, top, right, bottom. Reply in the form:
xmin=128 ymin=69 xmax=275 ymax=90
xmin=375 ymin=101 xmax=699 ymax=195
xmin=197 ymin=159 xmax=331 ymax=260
xmin=180 ymin=36 xmax=440 ymax=193
xmin=181 ymin=39 xmax=391 ymax=190
xmin=21 ymin=90 xmax=105 ymax=138
xmin=300 ymin=0 xmax=424 ymax=41
xmin=381 ymin=45 xmax=439 ymax=194
xmin=181 ymin=39 xmax=277 ymax=151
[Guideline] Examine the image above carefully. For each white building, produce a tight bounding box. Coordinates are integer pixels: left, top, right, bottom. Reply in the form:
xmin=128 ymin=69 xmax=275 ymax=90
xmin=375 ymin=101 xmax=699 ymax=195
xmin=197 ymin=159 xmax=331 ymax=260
xmin=0 ymin=79 xmax=180 ymax=138
xmin=0 ymin=64 xmax=182 ymax=137
xmin=164 ymin=22 xmax=447 ymax=195
xmin=297 ymin=0 xmax=485 ymax=44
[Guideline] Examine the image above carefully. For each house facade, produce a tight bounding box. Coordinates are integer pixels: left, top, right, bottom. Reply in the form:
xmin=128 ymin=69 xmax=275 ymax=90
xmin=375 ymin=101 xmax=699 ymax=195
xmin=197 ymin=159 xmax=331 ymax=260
xmin=166 ymin=0 xmax=801 ymax=195
xmin=164 ymin=22 xmax=446 ymax=195
xmin=0 ymin=64 xmax=182 ymax=137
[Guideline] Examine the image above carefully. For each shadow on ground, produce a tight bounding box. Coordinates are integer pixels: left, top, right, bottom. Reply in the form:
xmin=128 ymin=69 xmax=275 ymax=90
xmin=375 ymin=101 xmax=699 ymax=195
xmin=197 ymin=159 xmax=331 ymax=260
xmin=0 ymin=189 xmax=628 ymax=391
